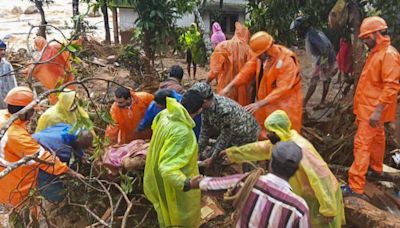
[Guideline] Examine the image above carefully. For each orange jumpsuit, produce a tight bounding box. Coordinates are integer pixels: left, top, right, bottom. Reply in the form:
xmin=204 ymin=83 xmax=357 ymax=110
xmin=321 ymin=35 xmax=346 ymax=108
xmin=0 ymin=111 xmax=69 ymax=208
xmin=232 ymin=44 xmax=303 ymax=136
xmin=349 ymin=36 xmax=400 ymax=194
xmin=32 ymin=37 xmax=77 ymax=104
xmin=106 ymin=91 xmax=154 ymax=145
xmin=209 ymin=22 xmax=252 ymax=106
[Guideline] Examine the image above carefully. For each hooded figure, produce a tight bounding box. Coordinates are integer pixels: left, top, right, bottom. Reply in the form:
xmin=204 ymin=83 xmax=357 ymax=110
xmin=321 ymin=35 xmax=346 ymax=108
xmin=144 ymin=98 xmax=200 ymax=227
xmin=224 ymin=110 xmax=345 ymax=228
xmin=208 ymin=22 xmax=252 ymax=105
xmin=211 ymin=22 xmax=226 ymax=48
xmin=181 ymin=23 xmax=206 ymax=78
xmin=29 ymin=36 xmax=76 ymax=104
xmin=36 ymin=90 xmax=91 ymax=133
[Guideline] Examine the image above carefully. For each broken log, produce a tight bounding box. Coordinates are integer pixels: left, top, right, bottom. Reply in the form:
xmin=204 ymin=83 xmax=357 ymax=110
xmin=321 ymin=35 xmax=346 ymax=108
xmin=344 ymin=196 xmax=400 ymax=227
xmin=329 ymin=164 xmax=400 ymax=185
xmin=364 ymin=182 xmax=400 ymax=215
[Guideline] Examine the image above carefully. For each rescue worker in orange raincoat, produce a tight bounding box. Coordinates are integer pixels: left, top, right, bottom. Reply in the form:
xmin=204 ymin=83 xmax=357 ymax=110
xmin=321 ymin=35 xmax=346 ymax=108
xmin=0 ymin=87 xmax=82 ymax=208
xmin=221 ymin=31 xmax=303 ymax=138
xmin=22 ymin=36 xmax=82 ymax=104
xmin=343 ymin=16 xmax=400 ymax=196
xmin=106 ymin=86 xmax=154 ymax=145
xmin=207 ymin=22 xmax=253 ymax=106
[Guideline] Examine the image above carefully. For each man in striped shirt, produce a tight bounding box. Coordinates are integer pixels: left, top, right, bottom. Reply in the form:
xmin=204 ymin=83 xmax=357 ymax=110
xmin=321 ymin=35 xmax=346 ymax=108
xmin=189 ymin=141 xmax=310 ymax=228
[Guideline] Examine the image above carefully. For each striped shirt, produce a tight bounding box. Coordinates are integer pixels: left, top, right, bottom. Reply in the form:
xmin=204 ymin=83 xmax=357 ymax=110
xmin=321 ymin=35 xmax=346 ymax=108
xmin=200 ymin=173 xmax=310 ymax=228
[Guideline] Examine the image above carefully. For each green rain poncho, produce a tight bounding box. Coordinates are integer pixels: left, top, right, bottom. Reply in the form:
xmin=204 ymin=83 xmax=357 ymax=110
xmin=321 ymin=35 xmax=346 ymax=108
xmin=144 ymin=98 xmax=200 ymax=228
xmin=180 ymin=23 xmax=207 ymax=65
xmin=225 ymin=110 xmax=345 ymax=228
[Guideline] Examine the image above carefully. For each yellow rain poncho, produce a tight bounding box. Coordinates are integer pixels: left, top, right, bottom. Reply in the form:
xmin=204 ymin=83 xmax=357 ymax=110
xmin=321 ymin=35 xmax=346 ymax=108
xmin=225 ymin=110 xmax=345 ymax=228
xmin=36 ymin=90 xmax=90 ymax=132
xmin=144 ymin=98 xmax=200 ymax=228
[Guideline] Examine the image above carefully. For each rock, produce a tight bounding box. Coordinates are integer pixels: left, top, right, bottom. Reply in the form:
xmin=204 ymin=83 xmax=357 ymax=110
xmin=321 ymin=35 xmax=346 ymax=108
xmin=24 ymin=6 xmax=38 ymax=15
xmin=106 ymin=55 xmax=117 ymax=64
xmin=11 ymin=6 xmax=23 ymax=15
xmin=114 ymin=62 xmax=120 ymax=67
xmin=91 ymin=57 xmax=107 ymax=67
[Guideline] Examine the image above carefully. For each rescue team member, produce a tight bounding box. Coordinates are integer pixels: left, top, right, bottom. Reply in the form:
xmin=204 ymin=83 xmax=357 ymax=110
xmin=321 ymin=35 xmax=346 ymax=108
xmin=35 ymin=90 xmax=90 ymax=132
xmin=144 ymin=90 xmax=203 ymax=227
xmin=221 ymin=31 xmax=303 ymax=139
xmin=136 ymin=89 xmax=202 ymax=140
xmin=207 ymin=22 xmax=253 ymax=106
xmin=343 ymin=16 xmax=400 ymax=196
xmin=159 ymin=65 xmax=185 ymax=94
xmin=190 ymin=82 xmax=259 ymax=162
xmin=0 ymin=87 xmax=82 ymax=208
xmin=33 ymin=124 xmax=93 ymax=202
xmin=22 ymin=36 xmax=81 ymax=104
xmin=220 ymin=110 xmax=345 ymax=228
xmin=106 ymin=86 xmax=153 ymax=145
xmin=189 ymin=141 xmax=311 ymax=228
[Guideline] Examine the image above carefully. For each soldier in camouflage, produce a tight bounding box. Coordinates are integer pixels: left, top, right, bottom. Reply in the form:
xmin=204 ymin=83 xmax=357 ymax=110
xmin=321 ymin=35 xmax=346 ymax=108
xmin=190 ymin=82 xmax=260 ymax=162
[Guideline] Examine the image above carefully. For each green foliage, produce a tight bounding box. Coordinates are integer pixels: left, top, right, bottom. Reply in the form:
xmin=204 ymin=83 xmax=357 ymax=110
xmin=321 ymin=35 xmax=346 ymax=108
xmin=117 ymin=43 xmax=142 ymax=69
xmin=91 ymin=135 xmax=110 ymax=160
xmin=100 ymin=109 xmax=115 ymax=125
xmin=126 ymin=0 xmax=197 ymax=61
xmin=120 ymin=171 xmax=134 ymax=194
xmin=246 ymin=0 xmax=337 ymax=45
xmin=365 ymin=0 xmax=400 ymax=49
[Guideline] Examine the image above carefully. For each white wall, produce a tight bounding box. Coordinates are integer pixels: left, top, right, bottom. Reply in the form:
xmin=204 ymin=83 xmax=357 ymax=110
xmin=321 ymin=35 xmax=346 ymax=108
xmin=119 ymin=8 xmax=138 ymax=32
xmin=175 ymin=13 xmax=195 ymax=28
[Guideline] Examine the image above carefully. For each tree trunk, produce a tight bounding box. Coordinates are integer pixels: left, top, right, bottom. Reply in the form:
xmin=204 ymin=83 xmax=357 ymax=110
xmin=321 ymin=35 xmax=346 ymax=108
xmin=101 ymin=0 xmax=111 ymax=44
xmin=73 ymin=0 xmax=81 ymax=33
xmin=34 ymin=0 xmax=47 ymax=38
xmin=143 ymin=30 xmax=153 ymax=74
xmin=111 ymin=7 xmax=120 ymax=44
xmin=349 ymin=2 xmax=364 ymax=90
xmin=344 ymin=196 xmax=400 ymax=227
xmin=73 ymin=0 xmax=79 ymax=16
xmin=193 ymin=6 xmax=213 ymax=61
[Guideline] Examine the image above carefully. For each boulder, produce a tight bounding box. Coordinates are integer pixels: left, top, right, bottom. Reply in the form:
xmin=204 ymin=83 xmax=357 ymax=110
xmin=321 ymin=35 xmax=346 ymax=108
xmin=11 ymin=6 xmax=23 ymax=15
xmin=24 ymin=6 xmax=38 ymax=15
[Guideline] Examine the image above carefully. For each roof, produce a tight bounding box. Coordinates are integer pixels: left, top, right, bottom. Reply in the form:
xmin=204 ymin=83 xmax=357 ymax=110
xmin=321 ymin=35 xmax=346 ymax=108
xmin=200 ymin=2 xmax=246 ymax=13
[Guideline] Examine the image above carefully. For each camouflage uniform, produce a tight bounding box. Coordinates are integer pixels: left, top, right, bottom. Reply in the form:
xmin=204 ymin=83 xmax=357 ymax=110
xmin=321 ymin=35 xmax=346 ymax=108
xmin=191 ymin=82 xmax=260 ymax=159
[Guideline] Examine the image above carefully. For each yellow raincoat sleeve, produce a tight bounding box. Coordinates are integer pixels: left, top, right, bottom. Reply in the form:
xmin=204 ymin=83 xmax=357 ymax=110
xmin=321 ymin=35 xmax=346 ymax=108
xmin=225 ymin=140 xmax=273 ymax=163
xmin=158 ymin=129 xmax=196 ymax=190
xmin=300 ymin=149 xmax=339 ymax=218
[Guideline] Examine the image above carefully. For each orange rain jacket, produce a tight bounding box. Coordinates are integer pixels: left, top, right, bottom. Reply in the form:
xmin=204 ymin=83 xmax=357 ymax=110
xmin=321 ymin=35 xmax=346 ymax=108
xmin=354 ymin=36 xmax=400 ymax=122
xmin=0 ymin=111 xmax=69 ymax=207
xmin=350 ymin=35 xmax=400 ymax=194
xmin=31 ymin=37 xmax=78 ymax=104
xmin=106 ymin=91 xmax=154 ymax=145
xmin=232 ymin=44 xmax=303 ymax=133
xmin=208 ymin=22 xmax=252 ymax=106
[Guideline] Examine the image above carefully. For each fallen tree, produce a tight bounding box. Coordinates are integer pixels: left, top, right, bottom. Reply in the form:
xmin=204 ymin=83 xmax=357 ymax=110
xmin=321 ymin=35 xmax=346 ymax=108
xmin=344 ymin=196 xmax=400 ymax=227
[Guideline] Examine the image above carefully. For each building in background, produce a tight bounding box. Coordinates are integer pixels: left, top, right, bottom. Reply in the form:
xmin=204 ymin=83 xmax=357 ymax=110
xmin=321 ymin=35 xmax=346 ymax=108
xmin=108 ymin=0 xmax=247 ymax=44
